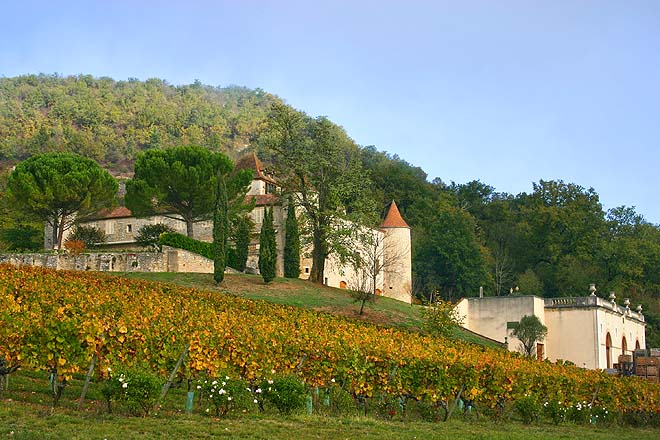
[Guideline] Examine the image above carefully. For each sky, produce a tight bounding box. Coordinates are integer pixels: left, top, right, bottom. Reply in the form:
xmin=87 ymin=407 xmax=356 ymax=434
xmin=2 ymin=0 xmax=660 ymax=223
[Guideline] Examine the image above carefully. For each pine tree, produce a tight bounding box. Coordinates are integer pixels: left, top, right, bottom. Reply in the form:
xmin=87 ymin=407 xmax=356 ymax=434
xmin=258 ymin=207 xmax=277 ymax=283
xmin=213 ymin=172 xmax=228 ymax=284
xmin=283 ymin=196 xmax=301 ymax=278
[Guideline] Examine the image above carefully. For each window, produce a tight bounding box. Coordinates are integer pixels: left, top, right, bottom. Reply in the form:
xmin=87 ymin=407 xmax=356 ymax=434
xmin=304 ymin=267 xmax=310 ymax=274
xmin=126 ymin=224 xmax=133 ymax=233
xmin=106 ymin=222 xmax=115 ymax=235
xmin=605 ymin=332 xmax=612 ymax=369
xmin=266 ymin=182 xmax=276 ymax=194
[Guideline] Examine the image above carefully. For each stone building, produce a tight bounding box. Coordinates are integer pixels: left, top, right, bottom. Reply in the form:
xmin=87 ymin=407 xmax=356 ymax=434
xmin=48 ymin=153 xmax=413 ymax=304
xmin=455 ymin=291 xmax=646 ymax=369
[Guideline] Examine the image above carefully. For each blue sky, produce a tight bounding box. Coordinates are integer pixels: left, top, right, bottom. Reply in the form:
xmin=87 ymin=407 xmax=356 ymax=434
xmin=2 ymin=0 xmax=660 ymax=222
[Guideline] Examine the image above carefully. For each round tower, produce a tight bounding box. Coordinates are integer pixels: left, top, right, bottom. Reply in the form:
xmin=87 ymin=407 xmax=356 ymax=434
xmin=380 ymin=201 xmax=412 ymax=303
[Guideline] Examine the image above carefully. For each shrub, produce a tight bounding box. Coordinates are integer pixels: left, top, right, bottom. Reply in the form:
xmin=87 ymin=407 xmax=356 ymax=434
xmin=67 ymin=225 xmax=105 ymax=248
xmin=102 ymin=367 xmax=161 ymax=416
xmin=63 ymin=239 xmax=85 ymax=255
xmin=160 ymin=232 xmax=212 ymax=259
xmin=542 ymin=400 xmax=567 ymax=425
xmin=422 ymin=298 xmax=463 ymax=337
xmin=260 ymin=374 xmax=307 ymax=415
xmin=197 ymin=373 xmax=253 ymax=417
xmin=135 ymin=223 xmax=174 ymax=251
xmin=514 ymin=394 xmax=541 ymax=424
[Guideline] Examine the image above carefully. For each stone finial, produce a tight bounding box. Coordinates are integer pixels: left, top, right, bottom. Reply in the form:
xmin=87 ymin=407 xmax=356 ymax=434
xmin=637 ymin=304 xmax=643 ymax=313
xmin=589 ymin=283 xmax=597 ymax=296
xmin=609 ymin=292 xmax=616 ymax=302
xmin=624 ymin=298 xmax=630 ymax=308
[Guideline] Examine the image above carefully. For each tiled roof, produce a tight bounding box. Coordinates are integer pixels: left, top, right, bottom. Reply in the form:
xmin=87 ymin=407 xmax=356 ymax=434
xmin=250 ymin=194 xmax=280 ymax=206
xmin=93 ymin=206 xmax=133 ymax=219
xmin=235 ymin=152 xmax=277 ymax=184
xmin=380 ymin=201 xmax=410 ymax=228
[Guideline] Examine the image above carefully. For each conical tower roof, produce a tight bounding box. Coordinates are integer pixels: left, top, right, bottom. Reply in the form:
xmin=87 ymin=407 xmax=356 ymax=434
xmin=380 ymin=200 xmax=410 ymax=228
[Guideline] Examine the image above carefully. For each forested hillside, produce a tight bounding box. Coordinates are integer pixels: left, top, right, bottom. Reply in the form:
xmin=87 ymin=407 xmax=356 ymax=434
xmin=1 ymin=74 xmax=659 ymax=346
xmin=0 ymin=74 xmax=278 ymax=172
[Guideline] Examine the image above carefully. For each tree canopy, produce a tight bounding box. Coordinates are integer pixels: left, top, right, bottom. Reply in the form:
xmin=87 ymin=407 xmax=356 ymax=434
xmin=5 ymin=152 xmax=117 ymax=248
xmin=262 ymin=103 xmax=374 ymax=283
xmin=125 ymin=146 xmax=252 ymax=238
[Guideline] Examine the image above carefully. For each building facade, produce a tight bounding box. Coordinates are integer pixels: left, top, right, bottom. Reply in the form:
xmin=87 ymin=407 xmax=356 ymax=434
xmin=455 ymin=293 xmax=646 ymax=369
xmin=48 ymin=153 xmax=413 ymax=304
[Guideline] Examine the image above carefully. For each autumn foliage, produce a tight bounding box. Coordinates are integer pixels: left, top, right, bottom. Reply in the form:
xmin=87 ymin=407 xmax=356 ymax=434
xmin=1 ymin=265 xmax=658 ymax=416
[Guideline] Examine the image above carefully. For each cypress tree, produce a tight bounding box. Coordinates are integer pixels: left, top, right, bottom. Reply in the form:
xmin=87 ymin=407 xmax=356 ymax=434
xmin=213 ymin=172 xmax=228 ymax=284
xmin=258 ymin=207 xmax=277 ymax=283
xmin=283 ymin=196 xmax=301 ymax=278
xmin=234 ymin=216 xmax=251 ymax=272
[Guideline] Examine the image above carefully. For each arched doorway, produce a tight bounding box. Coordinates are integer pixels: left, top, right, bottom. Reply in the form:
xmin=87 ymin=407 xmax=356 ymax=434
xmin=375 ymin=289 xmax=382 ymax=296
xmin=339 ymin=281 xmax=347 ymax=289
xmin=605 ymin=332 xmax=612 ymax=369
xmin=621 ymin=336 xmax=627 ymax=355
xmin=635 ymin=340 xmax=641 ymax=350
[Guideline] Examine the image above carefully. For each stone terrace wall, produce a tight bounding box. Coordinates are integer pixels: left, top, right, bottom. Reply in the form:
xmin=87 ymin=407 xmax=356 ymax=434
xmin=0 ymin=246 xmax=213 ymax=274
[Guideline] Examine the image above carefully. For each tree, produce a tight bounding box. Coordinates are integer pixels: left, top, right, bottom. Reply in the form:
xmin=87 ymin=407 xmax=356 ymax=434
xmin=414 ymin=201 xmax=490 ymax=301
xmin=262 ymin=103 xmax=374 ymax=283
xmin=512 ymin=315 xmax=548 ymax=358
xmin=422 ymin=298 xmax=464 ymax=338
xmin=134 ymin=223 xmax=175 ymax=251
xmin=5 ymin=152 xmax=117 ymax=249
xmin=349 ymin=226 xmax=410 ymax=315
xmin=258 ymin=207 xmax=277 ymax=283
xmin=125 ymin=146 xmax=253 ymax=238
xmin=283 ymin=195 xmax=301 ymax=278
xmin=213 ymin=172 xmax=228 ymax=284
xmin=232 ymin=215 xmax=252 ymax=273
xmin=125 ymin=146 xmax=231 ymax=238
xmin=66 ymin=225 xmax=106 ymax=249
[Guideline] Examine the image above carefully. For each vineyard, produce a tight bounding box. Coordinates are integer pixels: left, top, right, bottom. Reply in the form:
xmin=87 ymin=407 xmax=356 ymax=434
xmin=1 ymin=264 xmax=659 ymax=420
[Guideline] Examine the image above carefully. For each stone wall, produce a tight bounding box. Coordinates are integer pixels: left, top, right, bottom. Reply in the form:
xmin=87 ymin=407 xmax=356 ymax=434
xmin=0 ymin=246 xmax=213 ymax=274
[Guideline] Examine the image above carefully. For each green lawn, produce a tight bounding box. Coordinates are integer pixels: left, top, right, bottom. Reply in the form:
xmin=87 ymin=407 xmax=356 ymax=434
xmin=1 ymin=369 xmax=657 ymax=440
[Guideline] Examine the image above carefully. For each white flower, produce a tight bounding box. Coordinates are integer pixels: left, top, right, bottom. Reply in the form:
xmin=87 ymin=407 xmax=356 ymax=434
xmin=197 ymin=385 xmax=202 ymax=390
xmin=212 ymin=380 xmax=218 ymax=385
xmin=246 ymin=387 xmax=251 ymax=392
xmin=267 ymin=379 xmax=273 ymax=385
xmin=331 ymin=378 xmax=335 ymax=383
xmin=225 ymin=375 xmax=230 ymax=380
xmin=122 ymin=382 xmax=128 ymax=389
xmin=107 ymin=367 xmax=112 ymax=372
xmin=205 ymin=408 xmax=210 ymax=413
xmin=271 ymin=369 xmax=275 ymax=374
xmin=219 ymin=389 xmax=226 ymax=395
xmin=255 ymin=388 xmax=262 ymax=394
xmin=253 ymin=399 xmax=258 ymax=404
xmin=227 ymin=396 xmax=232 ymax=401
xmin=222 ymin=381 xmax=227 ymax=386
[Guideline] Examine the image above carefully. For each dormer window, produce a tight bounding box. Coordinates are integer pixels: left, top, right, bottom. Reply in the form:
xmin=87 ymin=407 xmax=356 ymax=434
xmin=266 ymin=182 xmax=276 ymax=194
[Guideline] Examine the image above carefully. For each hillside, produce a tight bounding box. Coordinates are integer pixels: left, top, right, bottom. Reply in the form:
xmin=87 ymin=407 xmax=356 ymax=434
xmin=2 ymin=265 xmax=659 ymax=421
xmin=0 ymin=74 xmax=279 ymax=172
xmin=1 ymin=73 xmax=660 ymax=347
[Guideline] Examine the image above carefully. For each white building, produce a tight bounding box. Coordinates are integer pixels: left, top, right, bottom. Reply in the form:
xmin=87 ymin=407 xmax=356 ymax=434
xmin=455 ymin=293 xmax=646 ymax=369
xmin=49 ymin=153 xmax=413 ymax=304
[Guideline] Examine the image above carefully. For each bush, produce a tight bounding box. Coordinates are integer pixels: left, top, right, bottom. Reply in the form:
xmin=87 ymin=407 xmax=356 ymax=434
xmin=260 ymin=374 xmax=307 ymax=415
xmin=67 ymin=225 xmax=105 ymax=248
xmin=542 ymin=399 xmax=567 ymax=425
xmin=135 ymin=223 xmax=175 ymax=251
xmin=196 ymin=373 xmax=254 ymax=417
xmin=63 ymin=239 xmax=85 ymax=255
xmin=514 ymin=394 xmax=541 ymax=424
xmin=102 ymin=367 xmax=161 ymax=416
xmin=422 ymin=298 xmax=464 ymax=337
xmin=160 ymin=232 xmax=212 ymax=259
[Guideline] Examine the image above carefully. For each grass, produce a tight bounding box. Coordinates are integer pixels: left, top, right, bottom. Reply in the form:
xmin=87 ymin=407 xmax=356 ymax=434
xmin=2 ymin=369 xmax=657 ymax=439
xmin=115 ymin=271 xmax=502 ymax=348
